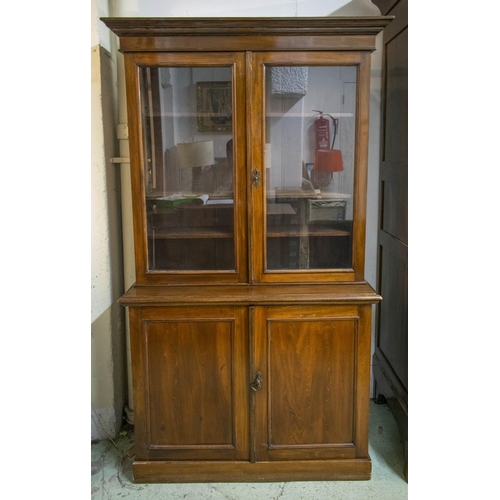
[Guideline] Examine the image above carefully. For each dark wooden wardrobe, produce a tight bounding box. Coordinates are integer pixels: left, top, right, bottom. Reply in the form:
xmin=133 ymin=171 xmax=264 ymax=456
xmin=372 ymin=0 xmax=408 ymax=481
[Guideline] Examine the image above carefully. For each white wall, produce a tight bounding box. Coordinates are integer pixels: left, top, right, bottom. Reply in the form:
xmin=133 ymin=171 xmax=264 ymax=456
xmin=91 ymin=0 xmax=383 ymax=439
xmin=91 ymin=0 xmax=127 ymax=440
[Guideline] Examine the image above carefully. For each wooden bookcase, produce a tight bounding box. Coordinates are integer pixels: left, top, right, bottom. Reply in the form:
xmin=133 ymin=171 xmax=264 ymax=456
xmin=102 ymin=16 xmax=391 ymax=483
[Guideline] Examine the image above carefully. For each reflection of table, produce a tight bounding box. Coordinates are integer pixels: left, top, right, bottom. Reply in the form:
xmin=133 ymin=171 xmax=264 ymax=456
xmin=267 ymin=194 xmax=308 ymax=267
xmin=269 ymin=188 xmax=319 ymax=199
xmin=266 ymin=203 xmax=296 ymax=215
xmin=307 ymin=199 xmax=347 ymax=222
xmin=268 ymin=188 xmax=352 ymax=200
xmin=266 ymin=191 xmax=351 ymax=269
xmin=267 ymin=225 xmax=350 ymax=237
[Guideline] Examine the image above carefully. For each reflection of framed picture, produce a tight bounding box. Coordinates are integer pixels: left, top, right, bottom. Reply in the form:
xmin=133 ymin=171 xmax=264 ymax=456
xmin=196 ymin=81 xmax=232 ymax=132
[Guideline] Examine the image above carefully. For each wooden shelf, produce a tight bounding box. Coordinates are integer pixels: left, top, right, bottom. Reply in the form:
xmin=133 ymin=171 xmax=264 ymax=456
xmin=120 ymin=282 xmax=382 ymax=306
xmin=267 ymin=225 xmax=350 ymax=237
xmin=149 ymin=225 xmax=350 ymax=239
xmin=149 ymin=226 xmax=234 ymax=239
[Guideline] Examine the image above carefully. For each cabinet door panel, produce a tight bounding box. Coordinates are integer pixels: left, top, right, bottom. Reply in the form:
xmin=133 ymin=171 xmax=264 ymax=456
xmin=130 ymin=306 xmax=249 ymax=461
xmin=250 ymin=51 xmax=372 ymax=283
xmin=254 ymin=305 xmax=371 ymax=461
xmin=269 ymin=319 xmax=355 ymax=446
xmin=124 ymin=52 xmax=248 ymax=285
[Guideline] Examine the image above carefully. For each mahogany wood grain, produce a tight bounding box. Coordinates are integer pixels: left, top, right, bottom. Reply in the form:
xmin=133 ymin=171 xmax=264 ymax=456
xmin=147 ymin=320 xmax=234 ymax=446
xmin=130 ymin=306 xmax=249 ymax=461
xmin=102 ymin=16 xmax=391 ymax=483
xmin=118 ymin=35 xmax=380 ymax=54
xmin=132 ymin=459 xmax=371 ymax=483
xmin=119 ymin=283 xmax=381 ymax=307
xmin=254 ymin=305 xmax=371 ymax=462
xmin=101 ymin=17 xmax=394 ymax=38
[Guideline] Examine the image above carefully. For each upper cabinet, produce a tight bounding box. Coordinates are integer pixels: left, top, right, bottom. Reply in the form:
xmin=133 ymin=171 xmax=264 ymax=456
xmin=102 ymin=18 xmax=392 ymax=286
xmin=125 ymin=52 xmax=247 ymax=285
xmin=250 ymin=52 xmax=370 ymax=284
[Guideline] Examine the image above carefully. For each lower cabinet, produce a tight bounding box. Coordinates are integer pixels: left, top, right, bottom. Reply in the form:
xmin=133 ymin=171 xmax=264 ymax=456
xmin=129 ymin=306 xmax=250 ymax=463
xmin=127 ymin=302 xmax=373 ymax=482
xmin=253 ymin=305 xmax=371 ymax=464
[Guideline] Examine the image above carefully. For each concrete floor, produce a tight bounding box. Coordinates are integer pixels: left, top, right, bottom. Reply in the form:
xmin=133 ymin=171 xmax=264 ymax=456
xmin=91 ymin=401 xmax=408 ymax=499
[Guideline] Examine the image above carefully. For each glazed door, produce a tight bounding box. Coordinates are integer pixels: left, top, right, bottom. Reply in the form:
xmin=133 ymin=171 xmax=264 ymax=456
xmin=129 ymin=306 xmax=250 ymax=461
xmin=124 ymin=52 xmax=248 ymax=285
xmin=252 ymin=305 xmax=372 ymax=461
xmin=249 ymin=52 xmax=372 ymax=283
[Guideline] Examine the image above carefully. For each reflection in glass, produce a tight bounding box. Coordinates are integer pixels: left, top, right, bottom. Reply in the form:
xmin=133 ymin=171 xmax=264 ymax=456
xmin=139 ymin=66 xmax=235 ymax=271
xmin=265 ymin=66 xmax=356 ymax=270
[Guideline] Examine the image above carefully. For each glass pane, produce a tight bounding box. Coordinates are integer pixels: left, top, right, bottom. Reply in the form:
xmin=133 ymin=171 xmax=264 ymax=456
xmin=139 ymin=66 xmax=234 ymax=271
xmin=265 ymin=66 xmax=356 ymax=270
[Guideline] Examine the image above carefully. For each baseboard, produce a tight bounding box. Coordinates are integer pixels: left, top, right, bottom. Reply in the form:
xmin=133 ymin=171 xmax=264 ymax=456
xmin=132 ymin=458 xmax=372 ymax=483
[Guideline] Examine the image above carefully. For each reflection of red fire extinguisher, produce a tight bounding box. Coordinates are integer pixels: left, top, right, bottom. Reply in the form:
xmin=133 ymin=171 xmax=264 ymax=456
xmin=313 ymin=110 xmax=331 ymax=150
xmin=312 ymin=110 xmax=343 ymax=188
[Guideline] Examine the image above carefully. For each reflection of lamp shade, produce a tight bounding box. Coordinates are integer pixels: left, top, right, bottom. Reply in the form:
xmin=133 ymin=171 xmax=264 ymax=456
xmin=177 ymin=141 xmax=214 ymax=168
xmin=314 ymin=149 xmax=344 ymax=172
